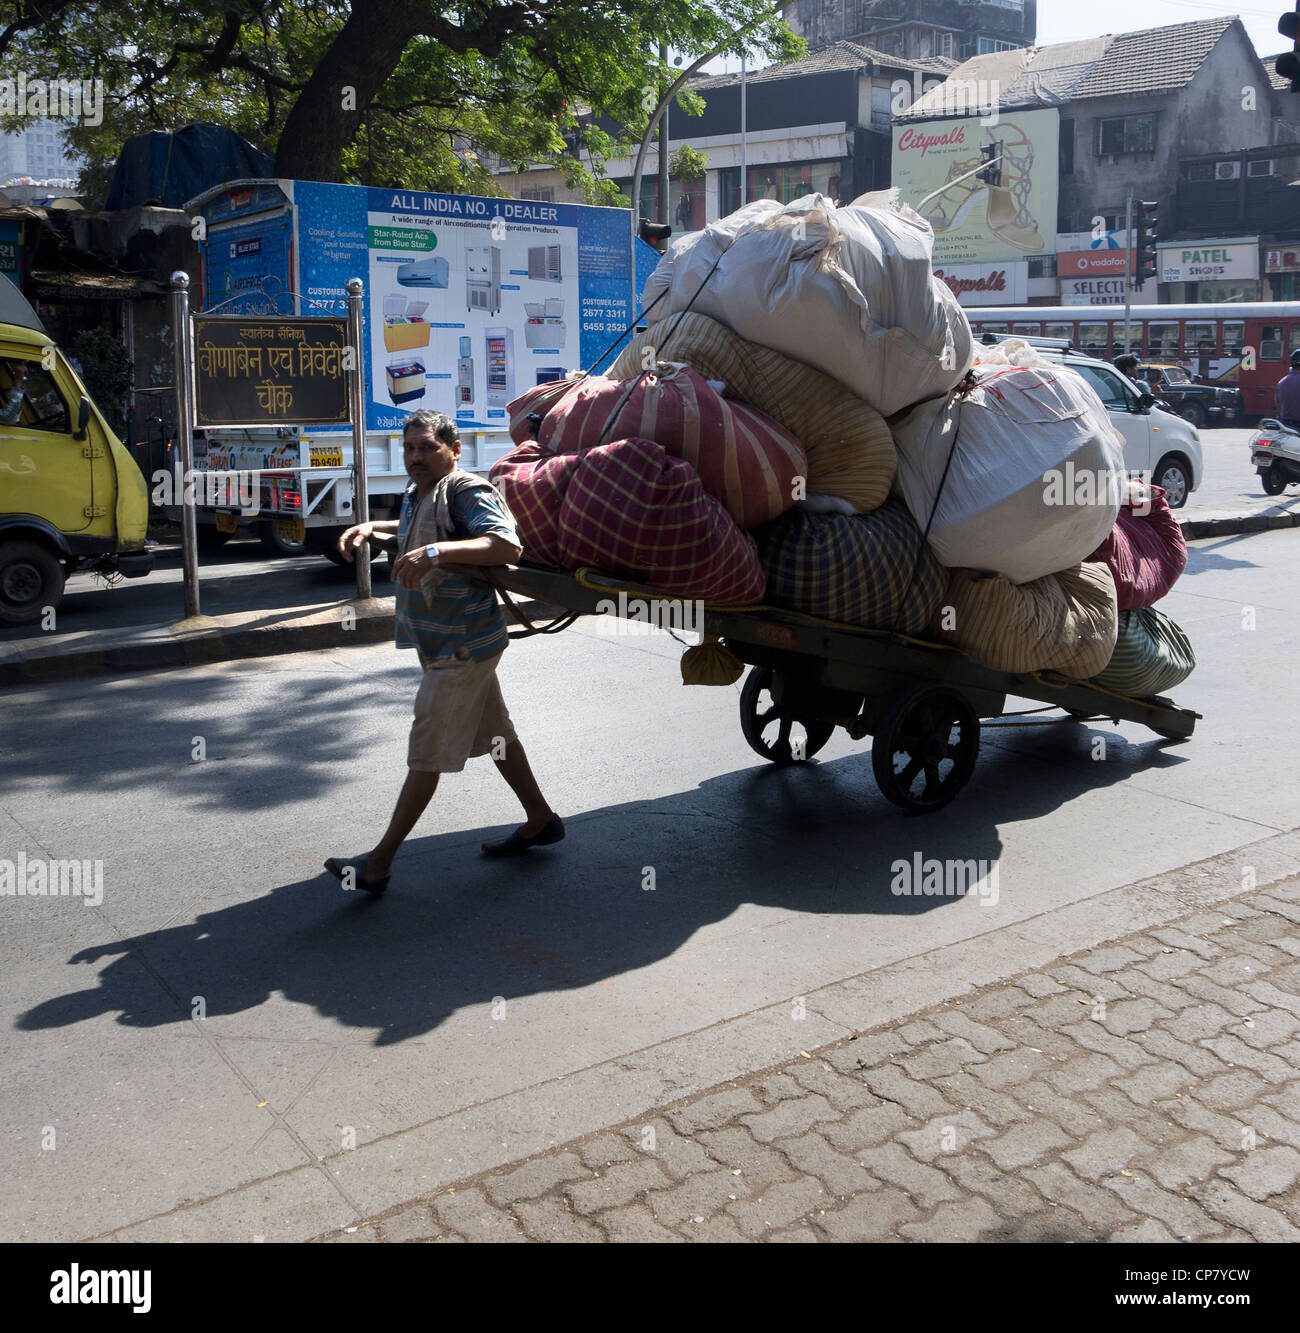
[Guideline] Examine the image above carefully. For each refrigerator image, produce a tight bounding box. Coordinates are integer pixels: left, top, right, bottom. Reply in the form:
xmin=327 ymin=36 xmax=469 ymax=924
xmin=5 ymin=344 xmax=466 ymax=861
xmin=466 ymin=245 xmax=502 ymax=315
xmin=535 ymin=367 xmax=566 ymax=384
xmin=396 ymin=255 xmax=450 ymax=288
xmin=385 ymin=355 xmax=426 ymax=404
xmin=382 ymin=294 xmax=431 ymax=351
xmin=524 ymin=297 xmax=566 ymax=348
xmin=456 ymin=335 xmax=474 ymax=408
xmin=485 ymin=327 xmax=515 ymax=407
xmin=527 ymin=244 xmax=562 ymax=282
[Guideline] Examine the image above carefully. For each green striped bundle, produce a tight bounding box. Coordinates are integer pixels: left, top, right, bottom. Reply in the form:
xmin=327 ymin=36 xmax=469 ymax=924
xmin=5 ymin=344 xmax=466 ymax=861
xmin=1089 ymin=607 xmax=1195 ymax=698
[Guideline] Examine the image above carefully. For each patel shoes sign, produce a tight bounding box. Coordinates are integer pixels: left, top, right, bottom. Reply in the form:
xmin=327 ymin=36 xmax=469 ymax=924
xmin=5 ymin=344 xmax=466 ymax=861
xmin=933 ymin=261 xmax=1028 ymax=305
xmin=892 ymin=107 xmax=1060 ymax=265
xmin=1158 ymin=240 xmax=1258 ymax=284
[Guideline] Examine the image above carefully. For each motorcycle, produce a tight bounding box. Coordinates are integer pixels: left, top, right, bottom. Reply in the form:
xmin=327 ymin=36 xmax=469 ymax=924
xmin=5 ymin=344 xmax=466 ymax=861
xmin=1250 ymin=418 xmax=1300 ymax=497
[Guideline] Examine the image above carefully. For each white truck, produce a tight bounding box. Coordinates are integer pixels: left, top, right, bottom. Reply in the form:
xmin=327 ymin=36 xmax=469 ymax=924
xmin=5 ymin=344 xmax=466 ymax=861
xmin=181 ymin=177 xmax=656 ymax=559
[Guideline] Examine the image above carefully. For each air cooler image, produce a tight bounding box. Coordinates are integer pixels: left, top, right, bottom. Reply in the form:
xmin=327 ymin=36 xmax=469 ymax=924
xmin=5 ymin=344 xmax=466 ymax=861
xmin=485 ymin=327 xmax=515 ymax=407
xmin=386 ymin=355 xmax=426 ymax=404
xmin=396 ymin=256 xmax=450 ymax=288
xmin=466 ymin=245 xmax=502 ymax=315
xmin=524 ymin=297 xmax=566 ymax=348
xmin=456 ymin=335 xmax=474 ymax=407
xmin=527 ymin=244 xmax=562 ymax=281
xmin=382 ymin=295 xmax=431 ymax=351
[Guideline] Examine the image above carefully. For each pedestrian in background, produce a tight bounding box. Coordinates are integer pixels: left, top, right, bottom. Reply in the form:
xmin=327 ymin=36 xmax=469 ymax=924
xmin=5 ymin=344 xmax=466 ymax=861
xmin=1276 ymin=349 xmax=1300 ymax=431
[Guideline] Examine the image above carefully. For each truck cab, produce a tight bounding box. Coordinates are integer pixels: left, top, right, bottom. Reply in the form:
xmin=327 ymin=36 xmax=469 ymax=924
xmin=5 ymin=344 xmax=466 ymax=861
xmin=0 ymin=279 xmax=152 ymax=625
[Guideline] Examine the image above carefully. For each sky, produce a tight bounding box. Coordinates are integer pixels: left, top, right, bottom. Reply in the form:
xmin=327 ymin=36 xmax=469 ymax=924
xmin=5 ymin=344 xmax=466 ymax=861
xmin=700 ymin=2 xmax=1293 ymax=74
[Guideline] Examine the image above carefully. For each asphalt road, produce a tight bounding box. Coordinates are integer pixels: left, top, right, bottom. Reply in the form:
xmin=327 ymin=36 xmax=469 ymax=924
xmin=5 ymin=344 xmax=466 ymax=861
xmin=1 ymin=527 xmax=1298 ymax=1240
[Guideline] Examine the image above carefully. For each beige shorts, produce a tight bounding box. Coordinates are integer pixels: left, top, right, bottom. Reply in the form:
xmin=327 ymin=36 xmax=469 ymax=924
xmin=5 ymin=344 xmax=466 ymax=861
xmin=408 ymin=651 xmax=517 ymax=773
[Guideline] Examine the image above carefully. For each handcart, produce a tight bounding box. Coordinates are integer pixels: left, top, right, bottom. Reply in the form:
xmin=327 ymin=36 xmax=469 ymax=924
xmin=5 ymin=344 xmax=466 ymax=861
xmin=477 ymin=562 xmax=1200 ymax=816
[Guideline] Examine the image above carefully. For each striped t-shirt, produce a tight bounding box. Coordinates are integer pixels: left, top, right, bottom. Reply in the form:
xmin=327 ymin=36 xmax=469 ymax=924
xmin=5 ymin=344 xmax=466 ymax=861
xmin=393 ymin=477 xmax=518 ymax=663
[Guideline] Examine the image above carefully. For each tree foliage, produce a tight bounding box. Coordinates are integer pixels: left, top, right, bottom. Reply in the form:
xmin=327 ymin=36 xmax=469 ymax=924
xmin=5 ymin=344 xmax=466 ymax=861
xmin=2 ymin=1 xmax=800 ymax=203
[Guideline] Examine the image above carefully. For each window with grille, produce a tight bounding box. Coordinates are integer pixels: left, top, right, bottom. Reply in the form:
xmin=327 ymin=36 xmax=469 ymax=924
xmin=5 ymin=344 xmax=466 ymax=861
xmin=1098 ymin=116 xmax=1156 ymax=155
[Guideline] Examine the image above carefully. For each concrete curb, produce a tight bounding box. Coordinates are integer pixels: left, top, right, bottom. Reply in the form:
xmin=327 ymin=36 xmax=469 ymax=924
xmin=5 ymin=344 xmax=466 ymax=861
xmin=2 ymin=507 xmax=1296 ymax=688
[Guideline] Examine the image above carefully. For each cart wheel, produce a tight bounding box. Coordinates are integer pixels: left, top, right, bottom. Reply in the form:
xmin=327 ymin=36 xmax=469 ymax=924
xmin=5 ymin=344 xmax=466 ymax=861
xmin=739 ymin=666 xmax=835 ymax=764
xmin=871 ymin=683 xmax=979 ymax=813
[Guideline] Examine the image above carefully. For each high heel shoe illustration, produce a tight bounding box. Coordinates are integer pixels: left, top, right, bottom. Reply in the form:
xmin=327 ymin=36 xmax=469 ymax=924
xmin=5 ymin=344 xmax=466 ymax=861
xmin=982 ymin=128 xmax=1045 ymax=253
xmin=922 ymin=156 xmax=987 ymax=235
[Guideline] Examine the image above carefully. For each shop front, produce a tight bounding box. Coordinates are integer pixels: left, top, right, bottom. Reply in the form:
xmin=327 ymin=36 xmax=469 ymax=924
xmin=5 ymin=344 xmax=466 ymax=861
xmin=1157 ymin=238 xmax=1260 ymax=303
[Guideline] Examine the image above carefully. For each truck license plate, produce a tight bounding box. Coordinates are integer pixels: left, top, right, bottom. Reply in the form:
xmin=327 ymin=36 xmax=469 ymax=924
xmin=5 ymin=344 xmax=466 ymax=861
xmin=310 ymin=447 xmax=344 ymax=467
xmin=275 ymin=519 xmax=305 ymax=543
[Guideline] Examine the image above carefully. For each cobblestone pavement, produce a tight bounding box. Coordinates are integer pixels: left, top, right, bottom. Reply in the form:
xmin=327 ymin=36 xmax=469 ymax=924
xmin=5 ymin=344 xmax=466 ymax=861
xmin=315 ymin=878 xmax=1300 ymax=1243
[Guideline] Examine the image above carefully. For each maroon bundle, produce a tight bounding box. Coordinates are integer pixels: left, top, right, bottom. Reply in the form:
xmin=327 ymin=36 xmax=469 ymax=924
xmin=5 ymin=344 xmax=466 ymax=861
xmin=1087 ymin=483 xmax=1187 ymax=611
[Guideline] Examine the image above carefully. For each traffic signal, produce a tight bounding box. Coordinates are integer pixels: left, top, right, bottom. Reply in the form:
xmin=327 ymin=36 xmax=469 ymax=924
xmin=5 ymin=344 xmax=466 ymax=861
xmin=1280 ymin=5 xmax=1300 ymax=92
xmin=1136 ymin=201 xmax=1158 ymax=283
xmin=977 ymin=142 xmax=1003 ymax=187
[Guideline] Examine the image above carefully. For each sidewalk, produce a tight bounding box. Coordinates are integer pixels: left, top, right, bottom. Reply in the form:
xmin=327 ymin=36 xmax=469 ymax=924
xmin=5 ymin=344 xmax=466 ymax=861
xmin=316 ymin=878 xmax=1300 ymax=1243
xmin=2 ymin=499 xmax=1298 ymax=688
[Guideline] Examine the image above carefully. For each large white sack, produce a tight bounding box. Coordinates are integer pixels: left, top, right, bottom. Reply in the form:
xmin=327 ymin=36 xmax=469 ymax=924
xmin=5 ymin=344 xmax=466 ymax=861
xmin=641 ymin=192 xmax=973 ymax=418
xmin=890 ymin=363 xmax=1126 ymax=585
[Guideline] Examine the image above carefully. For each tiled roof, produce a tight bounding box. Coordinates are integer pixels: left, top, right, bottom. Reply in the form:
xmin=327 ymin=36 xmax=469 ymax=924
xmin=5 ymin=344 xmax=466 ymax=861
xmin=1072 ymin=16 xmax=1235 ymax=99
xmin=689 ymin=39 xmax=956 ymax=91
xmin=1263 ymin=52 xmax=1298 ymax=92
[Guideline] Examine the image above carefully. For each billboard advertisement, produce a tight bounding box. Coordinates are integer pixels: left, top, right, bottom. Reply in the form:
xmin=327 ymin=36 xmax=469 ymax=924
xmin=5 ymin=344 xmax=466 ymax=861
xmin=932 ymin=261 xmax=1027 ymax=305
xmin=892 ymin=108 xmax=1059 ymax=265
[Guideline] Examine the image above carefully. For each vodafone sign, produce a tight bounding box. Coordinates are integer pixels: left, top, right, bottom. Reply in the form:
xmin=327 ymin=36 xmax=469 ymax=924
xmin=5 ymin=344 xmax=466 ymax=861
xmin=1059 ymin=249 xmax=1132 ymax=277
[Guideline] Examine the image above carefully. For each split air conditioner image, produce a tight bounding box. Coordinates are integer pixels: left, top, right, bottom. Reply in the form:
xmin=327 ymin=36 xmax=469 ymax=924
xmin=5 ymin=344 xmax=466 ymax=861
xmin=396 ymin=255 xmax=450 ymax=288
xmin=485 ymin=327 xmax=515 ymax=407
xmin=527 ymin=244 xmax=562 ymax=282
xmin=382 ymin=294 xmax=431 ymax=351
xmin=466 ymin=245 xmax=502 ymax=315
xmin=386 ymin=355 xmax=426 ymax=404
xmin=523 ymin=297 xmax=566 ymax=348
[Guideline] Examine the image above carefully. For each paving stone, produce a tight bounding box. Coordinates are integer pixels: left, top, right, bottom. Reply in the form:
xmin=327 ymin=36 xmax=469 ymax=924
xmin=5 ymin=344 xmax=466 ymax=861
xmin=1241 ymin=980 xmax=1300 ymax=1018
xmin=857 ymin=1142 xmax=963 ymax=1209
xmin=1139 ymin=1135 xmax=1237 ymax=1191
xmin=646 ymin=1168 xmax=746 ymax=1227
xmin=378 ymin=1203 xmax=440 ymax=1242
xmin=765 ymin=1225 xmax=821 ymax=1242
xmin=512 ymin=1197 xmax=604 ymax=1242
xmin=1075 ymin=944 xmax=1147 ymax=975
xmin=665 ymin=1088 xmax=765 ymax=1136
xmin=598 ymin=1204 xmax=683 ymax=1243
xmin=431 ymin=1188 xmax=527 ymax=1242
xmin=786 ymin=1059 xmax=883 ymax=1111
xmin=819 ymin=1101 xmax=920 ymax=1154
xmin=619 ymin=1119 xmax=714 ymax=1180
xmin=1249 ymin=1104 xmax=1300 ymax=1151
xmin=680 ymin=1213 xmax=748 ymax=1242
xmin=895 ymin=1108 xmax=998 ymax=1162
xmin=728 ymin=1178 xmax=828 ymax=1238
xmin=1101 ymin=998 xmax=1173 ymax=1036
xmin=777 ymin=1132 xmax=877 ymax=1197
xmin=1108 ymin=1059 xmax=1198 ymax=1105
xmin=823 ymin=1032 xmax=908 ymax=1072
xmin=1179 ymin=974 xmax=1269 ymax=1018
xmin=1162 ymin=1002 xmax=1240 ymax=1044
xmin=1260 ymin=1079 xmax=1300 ymax=1115
xmin=1262 ymin=880 xmax=1300 ymax=904
xmin=741 ymin=1093 xmax=838 ymax=1144
xmin=928 ymin=1010 xmax=1017 ymax=1053
xmin=1118 ymin=970 xmax=1201 ymax=1013
xmin=898 ymin=1196 xmax=1005 ymax=1243
xmin=320 ymin=1225 xmax=379 ymax=1242
xmin=754 ymin=1073 xmax=806 ymax=1104
xmin=1177 ymin=910 xmax=1255 ymax=936
xmin=1157 ymin=1095 xmax=1255 ymax=1150
xmin=1197 ymin=954 xmax=1271 ymax=989
xmin=1062 ymin=1127 xmax=1151 ymax=1182
xmin=1270 ymin=961 xmax=1300 ymax=990
xmin=484 ymin=1152 xmax=588 ymax=1206
xmin=1251 ymin=892 xmax=1300 ymax=924
xmin=1191 ymin=1180 xmax=1300 ymax=1242
xmin=1233 ymin=915 xmax=1294 ymax=944
xmin=969 ymin=1048 xmax=1053 ymax=1091
xmin=1099 ymin=1171 xmax=1226 ymax=1240
xmin=995 ymin=1015 xmax=1083 ymax=1061
xmin=1107 ymin=1217 xmax=1176 ymax=1243
xmin=941 ymin=1151 xmax=1048 ymax=1217
xmin=1048 ymin=965 xmax=1132 ymax=1001
xmin=1023 ymin=1160 xmax=1141 ymax=1233
xmin=986 ymin=1208 xmax=1094 ymax=1243
xmin=1024 ymin=992 xmax=1102 ymax=1028
xmin=977 ymin=1119 xmax=1076 ymax=1172
xmin=1195 ymin=1069 xmax=1273 ymax=1112
xmin=1137 ymin=949 xmax=1217 ymax=982
xmin=815 ymin=1187 xmax=920 ymax=1241
xmin=930 ymin=1071 xmax=1035 ymax=1127
xmin=895 ymin=1018 xmax=946 ymax=1046
xmin=1233 ymin=1008 xmax=1300 ymax=1050
xmin=1041 ymin=1051 xmax=1124 ymax=1096
xmin=860 ymin=1064 xmax=955 ymax=1118
xmin=1015 ymin=972 xmax=1066 ymax=998
xmin=1131 ymin=1027 xmax=1231 ymax=1077
xmin=1078 ymin=1087 xmax=1178 ymax=1147
xmin=565 ymin=1160 xmax=672 ymax=1216
xmin=1018 ymin=1080 xmax=1109 ymax=1138
xmin=577 ymin=1132 xmax=637 ymax=1169
xmin=1230 ymin=938 xmax=1295 ymax=971
xmin=1199 ymin=1034 xmax=1293 ymax=1084
xmin=898 ymin=1037 xmax=987 ymax=1080
xmin=1151 ymin=927 xmax=1222 ymax=960
xmin=693 ymin=1127 xmax=801 ymax=1188
xmin=1058 ymin=1021 xmax=1158 ymax=1069
xmin=1217 ymin=1145 xmax=1300 ymax=1201
xmin=962 ymin=988 xmax=1028 ymax=1022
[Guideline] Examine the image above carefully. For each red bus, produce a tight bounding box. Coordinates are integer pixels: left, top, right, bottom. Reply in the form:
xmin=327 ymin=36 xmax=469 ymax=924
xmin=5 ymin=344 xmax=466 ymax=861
xmin=962 ymin=303 xmax=1300 ymax=421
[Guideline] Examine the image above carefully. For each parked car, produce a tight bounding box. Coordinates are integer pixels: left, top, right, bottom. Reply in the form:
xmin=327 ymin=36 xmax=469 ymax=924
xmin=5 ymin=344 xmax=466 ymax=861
xmin=1138 ymin=363 xmax=1241 ymax=430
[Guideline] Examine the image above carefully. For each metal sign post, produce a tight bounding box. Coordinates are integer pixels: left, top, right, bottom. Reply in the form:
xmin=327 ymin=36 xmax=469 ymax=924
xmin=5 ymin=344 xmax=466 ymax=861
xmin=1123 ymin=191 xmax=1135 ymax=355
xmin=170 ymin=271 xmax=201 ymax=618
xmin=346 ymin=277 xmax=371 ymax=601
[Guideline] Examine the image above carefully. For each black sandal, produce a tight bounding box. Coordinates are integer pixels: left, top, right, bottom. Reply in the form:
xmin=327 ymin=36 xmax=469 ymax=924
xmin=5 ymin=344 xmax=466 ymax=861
xmin=324 ymin=857 xmax=390 ymax=895
xmin=480 ymin=814 xmax=565 ymax=858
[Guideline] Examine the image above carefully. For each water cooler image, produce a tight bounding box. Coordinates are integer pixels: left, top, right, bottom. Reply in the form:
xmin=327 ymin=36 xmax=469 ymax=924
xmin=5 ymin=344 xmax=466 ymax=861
xmin=465 ymin=245 xmax=502 ymax=315
xmin=485 ymin=327 xmax=515 ymax=407
xmin=457 ymin=335 xmax=474 ymax=407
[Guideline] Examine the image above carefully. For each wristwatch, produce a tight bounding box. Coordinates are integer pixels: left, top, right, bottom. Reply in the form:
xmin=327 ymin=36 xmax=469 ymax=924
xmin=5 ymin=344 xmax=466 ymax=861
xmin=424 ymin=544 xmax=440 ymax=561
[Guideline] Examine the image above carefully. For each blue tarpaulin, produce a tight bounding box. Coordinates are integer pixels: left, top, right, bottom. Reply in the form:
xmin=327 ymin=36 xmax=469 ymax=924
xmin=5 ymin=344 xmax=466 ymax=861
xmin=106 ymin=124 xmax=273 ymax=211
